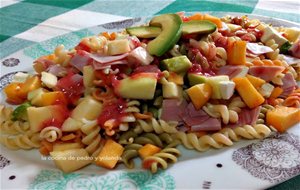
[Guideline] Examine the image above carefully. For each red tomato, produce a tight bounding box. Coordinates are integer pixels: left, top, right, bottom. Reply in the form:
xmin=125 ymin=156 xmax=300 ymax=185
xmin=56 ymin=73 xmax=84 ymax=105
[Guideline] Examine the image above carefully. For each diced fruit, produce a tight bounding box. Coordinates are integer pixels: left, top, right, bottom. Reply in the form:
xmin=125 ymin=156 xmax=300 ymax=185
xmin=266 ymin=106 xmax=300 ymax=133
xmin=227 ymin=40 xmax=247 ymax=65
xmin=233 ymin=77 xmax=265 ymax=108
xmin=258 ymin=83 xmax=274 ymax=98
xmin=40 ymin=91 xmax=67 ymax=106
xmin=4 ymin=83 xmax=24 ymax=104
xmin=115 ymin=73 xmax=157 ymax=99
xmin=41 ymin=72 xmax=57 ymax=88
xmin=138 ymin=144 xmax=161 ymax=159
xmin=27 ymin=105 xmax=69 ymax=132
xmin=226 ymin=23 xmax=242 ymax=32
xmin=11 ymin=102 xmax=31 ymax=121
xmin=71 ymin=96 xmax=103 ymax=121
xmin=219 ymin=81 xmax=235 ymax=100
xmin=61 ymin=117 xmax=82 ymax=132
xmin=147 ymin=14 xmax=182 ymax=56
xmin=12 ymin=72 xmax=29 ymax=83
xmin=186 ymin=83 xmax=212 ymax=109
xmin=19 ymin=76 xmax=42 ymax=99
xmin=182 ymin=20 xmax=216 ymax=35
xmin=168 ymin=72 xmax=184 ymax=85
xmin=206 ymin=75 xmax=229 ymax=99
xmin=28 ymin=88 xmax=47 ymax=101
xmin=246 ymin=74 xmax=266 ymax=89
xmin=107 ymin=39 xmax=131 ymax=55
xmin=162 ymin=82 xmax=183 ymax=99
xmin=280 ymin=27 xmax=300 ymax=42
xmin=50 ymin=148 xmax=92 ymax=173
xmin=83 ymin=65 xmax=95 ymax=88
xmin=261 ymin=26 xmax=288 ymax=46
xmin=187 ymin=73 xmax=207 ymax=86
xmin=95 ymin=139 xmax=124 ymax=169
xmin=126 ymin=26 xmax=162 ymax=38
xmin=161 ymin=55 xmax=192 ymax=74
xmin=270 ymin=87 xmax=283 ymax=98
xmin=53 ymin=142 xmax=83 ymax=152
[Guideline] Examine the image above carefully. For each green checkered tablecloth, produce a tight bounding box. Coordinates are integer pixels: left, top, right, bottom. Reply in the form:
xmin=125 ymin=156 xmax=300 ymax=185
xmin=0 ymin=0 xmax=299 ymax=189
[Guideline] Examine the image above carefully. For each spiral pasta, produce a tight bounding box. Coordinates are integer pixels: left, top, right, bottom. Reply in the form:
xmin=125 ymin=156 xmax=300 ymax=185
xmin=212 ymin=47 xmax=227 ymax=67
xmin=54 ymin=44 xmax=71 ymax=66
xmin=283 ymin=88 xmax=300 ymax=108
xmin=265 ymin=39 xmax=281 ymax=60
xmin=80 ymin=119 xmax=104 ymax=158
xmin=143 ymin=147 xmax=181 ymax=173
xmin=203 ymin=103 xmax=238 ymax=124
xmin=256 ymin=104 xmax=275 ymax=124
xmin=121 ymin=143 xmax=143 ymax=169
xmin=173 ymin=124 xmax=271 ymax=152
xmin=0 ymin=105 xmax=30 ymax=135
xmin=134 ymin=118 xmax=178 ymax=134
xmin=40 ymin=126 xmax=62 ymax=143
xmin=0 ymin=132 xmax=40 ymax=150
xmin=80 ymin=35 xmax=108 ymax=53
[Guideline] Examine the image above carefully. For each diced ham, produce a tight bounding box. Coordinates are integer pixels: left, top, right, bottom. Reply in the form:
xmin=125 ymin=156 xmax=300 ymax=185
xmin=47 ymin=64 xmax=67 ymax=77
xmin=289 ymin=39 xmax=300 ymax=58
xmin=283 ymin=55 xmax=300 ymax=65
xmin=70 ymin=50 xmax=92 ymax=72
xmin=216 ymin=65 xmax=248 ymax=79
xmin=237 ymin=106 xmax=261 ymax=126
xmin=246 ymin=43 xmax=274 ymax=55
xmin=160 ymin=99 xmax=187 ymax=122
xmin=280 ymin=73 xmax=297 ymax=98
xmin=33 ymin=58 xmax=55 ymax=73
xmin=191 ymin=118 xmax=222 ymax=132
xmin=89 ymin=53 xmax=128 ymax=64
xmin=248 ymin=66 xmax=285 ymax=81
xmin=93 ymin=60 xmax=128 ymax=70
xmin=181 ymin=103 xmax=210 ymax=126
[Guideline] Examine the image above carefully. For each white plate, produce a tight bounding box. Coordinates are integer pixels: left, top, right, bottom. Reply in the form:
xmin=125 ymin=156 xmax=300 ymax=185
xmin=1 ymin=13 xmax=300 ymax=190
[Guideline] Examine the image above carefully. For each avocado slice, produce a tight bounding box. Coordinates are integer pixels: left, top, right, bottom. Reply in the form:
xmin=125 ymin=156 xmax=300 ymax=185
xmin=146 ymin=14 xmax=182 ymax=56
xmin=182 ymin=20 xmax=217 ymax=35
xmin=126 ymin=26 xmax=162 ymax=38
xmin=126 ymin=20 xmax=216 ymax=39
xmin=161 ymin=55 xmax=192 ymax=74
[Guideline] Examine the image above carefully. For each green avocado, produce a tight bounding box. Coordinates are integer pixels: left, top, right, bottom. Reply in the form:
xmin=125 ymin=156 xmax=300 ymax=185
xmin=126 ymin=26 xmax=162 ymax=38
xmin=161 ymin=55 xmax=192 ymax=74
xmin=146 ymin=14 xmax=182 ymax=56
xmin=126 ymin=20 xmax=216 ymax=39
xmin=182 ymin=20 xmax=217 ymax=35
xmin=187 ymin=73 xmax=207 ymax=86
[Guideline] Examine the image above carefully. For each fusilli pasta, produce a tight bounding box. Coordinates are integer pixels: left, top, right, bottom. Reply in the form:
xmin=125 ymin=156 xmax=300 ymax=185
xmin=0 ymin=132 xmax=40 ymax=150
xmin=134 ymin=118 xmax=178 ymax=134
xmin=40 ymin=126 xmax=62 ymax=142
xmin=81 ymin=119 xmax=104 ymax=158
xmin=143 ymin=147 xmax=181 ymax=173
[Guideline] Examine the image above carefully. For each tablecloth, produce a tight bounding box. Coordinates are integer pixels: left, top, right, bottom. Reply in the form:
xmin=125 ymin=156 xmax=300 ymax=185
xmin=0 ymin=0 xmax=299 ymax=189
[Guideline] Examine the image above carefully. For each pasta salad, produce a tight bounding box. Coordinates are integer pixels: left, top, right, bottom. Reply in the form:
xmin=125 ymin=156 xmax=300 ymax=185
xmin=0 ymin=12 xmax=300 ymax=173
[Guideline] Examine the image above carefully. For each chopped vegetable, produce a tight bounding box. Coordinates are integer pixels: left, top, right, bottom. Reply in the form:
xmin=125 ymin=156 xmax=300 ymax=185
xmin=138 ymin=144 xmax=161 ymax=159
xmin=266 ymin=106 xmax=300 ymax=133
xmin=11 ymin=102 xmax=31 ymax=121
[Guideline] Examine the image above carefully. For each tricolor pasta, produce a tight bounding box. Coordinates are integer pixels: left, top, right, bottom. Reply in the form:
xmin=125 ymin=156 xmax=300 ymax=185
xmin=0 ymin=12 xmax=299 ymax=173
